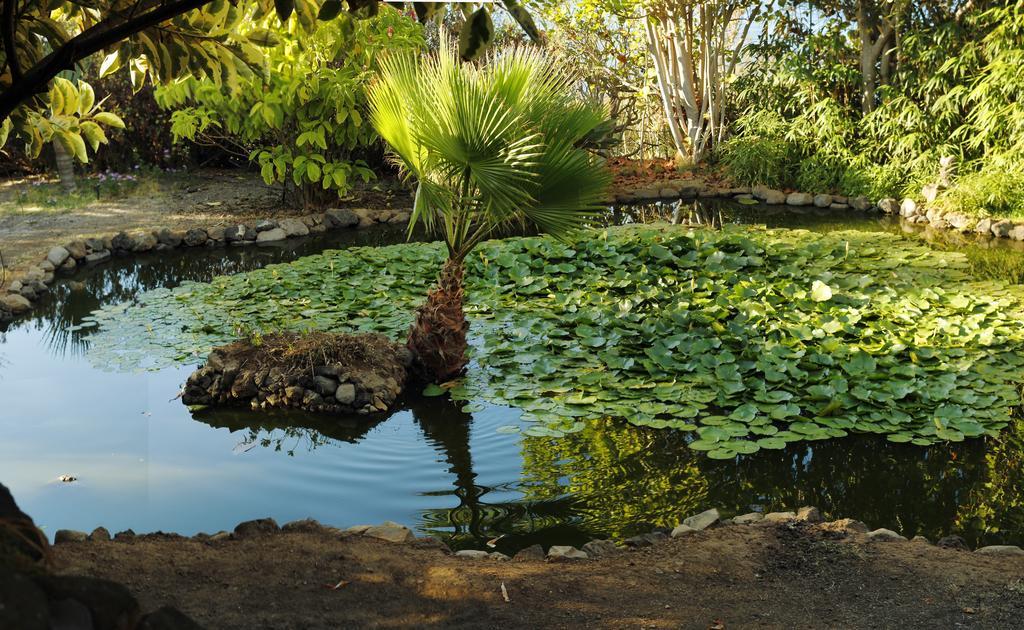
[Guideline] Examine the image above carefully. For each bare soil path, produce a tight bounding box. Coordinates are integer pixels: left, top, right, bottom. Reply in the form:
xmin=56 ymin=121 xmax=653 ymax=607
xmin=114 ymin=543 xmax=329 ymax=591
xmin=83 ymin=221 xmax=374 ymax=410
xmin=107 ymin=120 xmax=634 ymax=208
xmin=53 ymin=521 xmax=1024 ymax=629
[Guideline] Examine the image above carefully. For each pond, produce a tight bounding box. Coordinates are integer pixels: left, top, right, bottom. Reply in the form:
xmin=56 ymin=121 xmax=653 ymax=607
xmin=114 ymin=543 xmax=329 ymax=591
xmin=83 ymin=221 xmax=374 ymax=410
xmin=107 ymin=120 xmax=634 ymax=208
xmin=1 ymin=200 xmax=1022 ymax=555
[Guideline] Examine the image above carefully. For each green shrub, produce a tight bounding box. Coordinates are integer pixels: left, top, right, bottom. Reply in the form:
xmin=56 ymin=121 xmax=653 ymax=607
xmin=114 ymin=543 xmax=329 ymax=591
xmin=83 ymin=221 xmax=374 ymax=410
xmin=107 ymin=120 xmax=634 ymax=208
xmin=719 ymin=110 xmax=794 ymax=188
xmin=935 ymin=153 xmax=1024 ymax=218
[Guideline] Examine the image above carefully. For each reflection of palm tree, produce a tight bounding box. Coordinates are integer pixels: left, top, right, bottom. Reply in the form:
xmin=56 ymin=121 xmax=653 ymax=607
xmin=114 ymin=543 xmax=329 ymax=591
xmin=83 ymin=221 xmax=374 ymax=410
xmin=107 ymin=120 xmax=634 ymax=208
xmin=409 ymin=398 xmax=483 ymax=540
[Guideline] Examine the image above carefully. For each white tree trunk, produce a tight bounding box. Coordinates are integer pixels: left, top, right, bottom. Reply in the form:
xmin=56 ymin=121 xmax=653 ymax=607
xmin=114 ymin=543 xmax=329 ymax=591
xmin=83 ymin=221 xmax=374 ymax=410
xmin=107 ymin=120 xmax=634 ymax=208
xmin=644 ymin=1 xmax=758 ymax=164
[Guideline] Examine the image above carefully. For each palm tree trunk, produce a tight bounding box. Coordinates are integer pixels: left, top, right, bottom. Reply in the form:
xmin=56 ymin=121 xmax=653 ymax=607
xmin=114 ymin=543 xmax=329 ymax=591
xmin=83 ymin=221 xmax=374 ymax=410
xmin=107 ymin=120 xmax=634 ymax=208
xmin=407 ymin=258 xmax=469 ymax=383
xmin=52 ymin=140 xmax=76 ymax=193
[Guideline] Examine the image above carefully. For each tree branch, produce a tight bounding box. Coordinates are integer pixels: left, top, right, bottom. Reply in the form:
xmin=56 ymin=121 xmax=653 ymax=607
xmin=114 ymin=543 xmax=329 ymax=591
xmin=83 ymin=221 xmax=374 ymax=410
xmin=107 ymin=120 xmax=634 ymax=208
xmin=0 ymin=0 xmax=213 ymax=122
xmin=2 ymin=0 xmax=21 ymax=81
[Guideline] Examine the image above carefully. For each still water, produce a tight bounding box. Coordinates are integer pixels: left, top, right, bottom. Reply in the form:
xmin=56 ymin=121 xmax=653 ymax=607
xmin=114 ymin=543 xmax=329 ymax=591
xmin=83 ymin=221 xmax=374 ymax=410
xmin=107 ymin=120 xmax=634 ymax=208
xmin=1 ymin=201 xmax=1022 ymax=554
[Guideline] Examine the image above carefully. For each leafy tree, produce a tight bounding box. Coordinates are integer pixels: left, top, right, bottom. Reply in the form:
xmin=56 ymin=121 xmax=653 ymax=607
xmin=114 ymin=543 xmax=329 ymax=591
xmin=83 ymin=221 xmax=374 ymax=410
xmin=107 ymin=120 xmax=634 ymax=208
xmin=154 ymin=5 xmax=423 ymax=206
xmin=368 ymin=41 xmax=611 ymax=382
xmin=0 ymin=0 xmax=541 ymax=159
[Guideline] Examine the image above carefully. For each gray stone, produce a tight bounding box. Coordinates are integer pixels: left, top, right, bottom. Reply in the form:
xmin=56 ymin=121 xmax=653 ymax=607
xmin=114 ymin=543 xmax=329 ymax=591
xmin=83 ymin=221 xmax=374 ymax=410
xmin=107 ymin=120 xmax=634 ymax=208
xmin=581 ymin=539 xmax=621 ymax=557
xmin=822 ymin=518 xmax=869 ymax=534
xmin=209 ymin=531 xmax=231 ymax=542
xmin=110 ymin=232 xmax=137 ymax=252
xmin=46 ymin=246 xmax=70 ymax=267
xmin=66 ymin=240 xmax=88 ymax=259
xmin=850 ymin=196 xmax=872 ymax=211
xmin=878 ymin=198 xmax=899 ymax=214
xmin=256 ymin=227 xmax=287 ymax=242
xmin=946 ymin=212 xmax=971 ymax=230
xmin=813 ymin=194 xmax=833 ymax=208
xmin=335 ymin=383 xmax=356 ymax=405
xmin=547 ymin=545 xmax=588 ymax=560
xmin=131 ymin=232 xmax=158 ymax=252
xmin=84 ymin=250 xmax=111 ymax=264
xmin=829 ymin=203 xmax=849 ymax=210
xmin=1010 ymin=224 xmax=1024 ymax=241
xmin=681 ymin=508 xmax=720 ymax=531
xmin=344 ymin=525 xmax=372 ymax=536
xmin=60 ymin=257 xmax=77 ymax=272
xmin=911 ymin=535 xmax=931 ymax=544
xmin=623 ymin=532 xmax=667 ymax=547
xmin=137 ymin=606 xmax=204 ymax=630
xmin=992 ymin=220 xmax=1013 ymax=238
xmin=937 ymin=535 xmax=968 ymax=551
xmin=113 ymin=529 xmax=136 ymax=541
xmin=733 ymin=512 xmax=765 ymax=525
xmin=975 ymin=218 xmax=993 ymax=235
xmin=489 ymin=552 xmax=511 ymax=561
xmin=233 ymin=518 xmax=279 ymax=538
xmin=278 ymin=218 xmax=310 ymax=237
xmin=364 ymin=521 xmax=415 ymax=544
xmin=88 ymin=527 xmax=111 ymax=542
xmin=313 ymin=375 xmax=338 ymax=396
xmin=0 ymin=294 xmax=31 ymax=314
xmin=184 ymin=228 xmax=208 ymax=246
xmin=670 ymin=524 xmax=697 ymax=538
xmin=281 ymin=518 xmax=323 ymax=533
xmin=455 ymin=549 xmax=491 ymax=559
xmin=206 ymin=227 xmax=225 ymax=242
xmin=764 ymin=511 xmax=797 ymax=523
xmin=975 ymin=545 xmax=1024 ymax=557
xmin=254 ymin=219 xmax=278 ymax=232
xmin=922 ymin=182 xmax=941 ymax=203
xmin=513 ymin=544 xmax=545 ymax=561
xmin=899 ymin=198 xmax=918 ymax=218
xmin=54 ymin=529 xmax=88 ymax=544
xmin=866 ymin=528 xmax=907 ymax=542
xmin=325 ymin=208 xmax=360 ymax=229
xmin=156 ymin=228 xmax=184 ymax=247
xmin=786 ymin=192 xmax=814 ymax=206
xmin=224 ymin=224 xmax=256 ymax=242
xmin=796 ymin=506 xmax=823 ymax=523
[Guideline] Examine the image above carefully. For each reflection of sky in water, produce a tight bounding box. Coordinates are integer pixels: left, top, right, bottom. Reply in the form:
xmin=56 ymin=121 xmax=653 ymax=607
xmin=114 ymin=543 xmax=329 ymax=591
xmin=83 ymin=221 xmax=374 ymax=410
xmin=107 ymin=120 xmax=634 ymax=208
xmin=1 ymin=205 xmax=1023 ymax=552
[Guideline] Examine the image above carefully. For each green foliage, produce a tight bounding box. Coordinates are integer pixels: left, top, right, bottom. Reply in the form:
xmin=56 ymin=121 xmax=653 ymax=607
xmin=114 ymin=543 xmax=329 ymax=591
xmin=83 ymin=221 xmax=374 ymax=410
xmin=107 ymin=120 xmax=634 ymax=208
xmin=156 ymin=6 xmax=423 ymax=205
xmin=724 ymin=2 xmax=1024 ymax=216
xmin=87 ymin=225 xmax=1024 ymax=456
xmin=368 ymin=41 xmax=611 ymax=260
xmin=718 ymin=111 xmax=793 ymax=188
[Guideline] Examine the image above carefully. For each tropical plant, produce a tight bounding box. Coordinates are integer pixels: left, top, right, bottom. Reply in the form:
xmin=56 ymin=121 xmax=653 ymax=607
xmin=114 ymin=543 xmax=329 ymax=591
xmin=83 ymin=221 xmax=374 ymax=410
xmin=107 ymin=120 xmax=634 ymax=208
xmin=155 ymin=5 xmax=423 ymax=207
xmin=0 ymin=0 xmax=540 ymax=158
xmin=367 ymin=41 xmax=612 ymax=382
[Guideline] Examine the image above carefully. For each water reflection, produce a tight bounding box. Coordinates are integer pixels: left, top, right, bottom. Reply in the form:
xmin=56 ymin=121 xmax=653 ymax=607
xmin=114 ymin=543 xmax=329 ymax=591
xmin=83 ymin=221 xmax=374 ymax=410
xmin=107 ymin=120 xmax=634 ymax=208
xmin=1 ymin=202 xmax=1023 ymax=551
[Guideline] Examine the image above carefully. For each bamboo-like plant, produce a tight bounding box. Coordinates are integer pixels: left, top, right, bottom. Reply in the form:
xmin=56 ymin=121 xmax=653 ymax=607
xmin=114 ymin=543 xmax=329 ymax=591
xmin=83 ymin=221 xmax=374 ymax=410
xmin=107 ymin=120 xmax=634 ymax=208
xmin=368 ymin=40 xmax=611 ymax=383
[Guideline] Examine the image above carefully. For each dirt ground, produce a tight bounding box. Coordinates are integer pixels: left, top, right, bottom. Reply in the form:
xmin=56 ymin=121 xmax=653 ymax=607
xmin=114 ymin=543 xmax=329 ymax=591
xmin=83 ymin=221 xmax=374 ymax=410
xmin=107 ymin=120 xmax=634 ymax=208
xmin=0 ymin=169 xmax=408 ymax=277
xmin=53 ymin=521 xmax=1024 ymax=629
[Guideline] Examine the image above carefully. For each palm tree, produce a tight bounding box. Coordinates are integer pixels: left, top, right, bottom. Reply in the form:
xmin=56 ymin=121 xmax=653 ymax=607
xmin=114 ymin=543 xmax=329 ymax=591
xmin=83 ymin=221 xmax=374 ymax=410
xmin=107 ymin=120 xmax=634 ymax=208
xmin=368 ymin=41 xmax=611 ymax=384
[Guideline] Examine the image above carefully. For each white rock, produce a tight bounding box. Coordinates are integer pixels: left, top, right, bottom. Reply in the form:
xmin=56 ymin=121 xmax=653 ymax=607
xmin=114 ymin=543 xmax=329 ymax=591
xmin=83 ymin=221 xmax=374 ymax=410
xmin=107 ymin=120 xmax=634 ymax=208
xmin=278 ymin=218 xmax=310 ymax=237
xmin=786 ymin=192 xmax=814 ymax=206
xmin=455 ymin=550 xmax=491 ymax=559
xmin=796 ymin=506 xmax=823 ymax=523
xmin=256 ymin=227 xmax=287 ymax=242
xmin=681 ymin=508 xmax=720 ymax=531
xmin=671 ymin=524 xmax=696 ymax=538
xmin=733 ymin=513 xmax=765 ymax=525
xmin=878 ymin=198 xmax=899 ymax=214
xmin=975 ymin=545 xmax=1024 ymax=557
xmin=46 ymin=244 xmax=71 ymax=268
xmin=547 ymin=545 xmax=588 ymax=560
xmin=363 ymin=521 xmax=415 ymax=543
xmin=764 ymin=511 xmax=797 ymax=522
xmin=0 ymin=293 xmax=31 ymax=314
xmin=866 ymin=528 xmax=907 ymax=542
xmin=813 ymin=194 xmax=833 ymax=208
xmin=899 ymin=198 xmax=918 ymax=218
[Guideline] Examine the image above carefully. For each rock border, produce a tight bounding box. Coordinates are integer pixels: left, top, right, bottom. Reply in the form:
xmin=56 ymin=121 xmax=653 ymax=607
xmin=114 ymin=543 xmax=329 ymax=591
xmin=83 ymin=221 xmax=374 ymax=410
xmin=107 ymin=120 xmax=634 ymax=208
xmin=0 ymin=207 xmax=411 ymax=324
xmin=50 ymin=506 xmax=1024 ymax=564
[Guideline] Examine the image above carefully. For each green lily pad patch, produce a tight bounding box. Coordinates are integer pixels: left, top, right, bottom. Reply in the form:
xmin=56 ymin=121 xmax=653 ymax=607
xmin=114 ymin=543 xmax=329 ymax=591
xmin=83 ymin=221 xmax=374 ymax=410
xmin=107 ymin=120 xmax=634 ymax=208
xmin=87 ymin=225 xmax=1024 ymax=456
